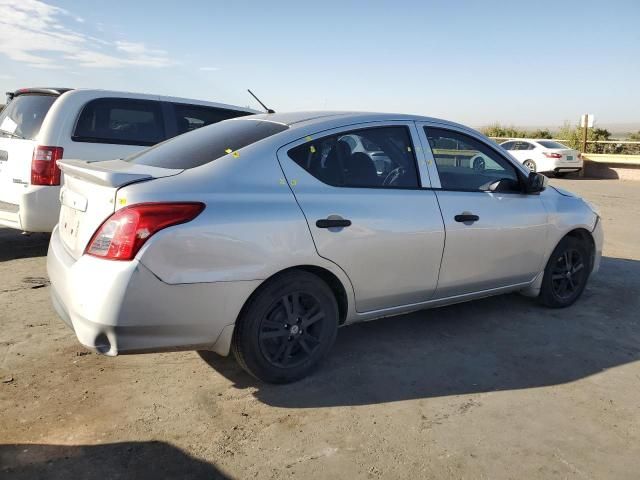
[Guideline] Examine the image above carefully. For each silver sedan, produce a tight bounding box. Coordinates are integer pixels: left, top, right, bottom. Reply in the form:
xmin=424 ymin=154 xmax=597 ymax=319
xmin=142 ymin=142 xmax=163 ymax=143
xmin=47 ymin=112 xmax=604 ymax=383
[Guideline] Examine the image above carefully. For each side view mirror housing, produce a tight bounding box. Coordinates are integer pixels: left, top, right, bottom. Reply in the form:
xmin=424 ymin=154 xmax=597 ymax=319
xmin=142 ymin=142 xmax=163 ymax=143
xmin=524 ymin=172 xmax=547 ymax=194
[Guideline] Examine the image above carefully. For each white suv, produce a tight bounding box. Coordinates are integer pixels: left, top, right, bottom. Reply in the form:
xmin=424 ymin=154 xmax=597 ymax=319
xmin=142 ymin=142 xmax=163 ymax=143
xmin=0 ymin=88 xmax=256 ymax=233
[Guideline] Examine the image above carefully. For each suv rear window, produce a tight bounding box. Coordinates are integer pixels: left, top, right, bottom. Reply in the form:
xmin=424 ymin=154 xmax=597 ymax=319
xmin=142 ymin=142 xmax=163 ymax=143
xmin=0 ymin=94 xmax=57 ymax=140
xmin=172 ymin=103 xmax=250 ymax=135
xmin=126 ymin=118 xmax=288 ymax=169
xmin=73 ymin=98 xmax=165 ymax=146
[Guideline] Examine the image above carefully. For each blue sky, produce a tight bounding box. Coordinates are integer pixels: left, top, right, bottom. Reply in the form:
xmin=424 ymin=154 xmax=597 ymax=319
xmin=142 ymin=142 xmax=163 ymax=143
xmin=1 ymin=0 xmax=638 ymax=128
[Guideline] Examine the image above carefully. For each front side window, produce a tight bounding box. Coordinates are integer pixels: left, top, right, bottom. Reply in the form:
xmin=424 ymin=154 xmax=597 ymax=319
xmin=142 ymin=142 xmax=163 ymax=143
xmin=73 ymin=98 xmax=165 ymax=146
xmin=425 ymin=127 xmax=521 ymax=192
xmin=172 ymin=103 xmax=251 ymax=135
xmin=287 ymin=126 xmax=420 ymax=188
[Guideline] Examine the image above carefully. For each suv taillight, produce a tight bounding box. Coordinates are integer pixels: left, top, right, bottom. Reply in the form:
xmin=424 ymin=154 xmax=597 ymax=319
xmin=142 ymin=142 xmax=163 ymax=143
xmin=31 ymin=146 xmax=63 ymax=185
xmin=85 ymin=203 xmax=205 ymax=261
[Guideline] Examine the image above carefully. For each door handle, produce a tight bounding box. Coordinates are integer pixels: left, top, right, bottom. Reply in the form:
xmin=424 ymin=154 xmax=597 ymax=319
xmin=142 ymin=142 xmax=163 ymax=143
xmin=316 ymin=218 xmax=352 ymax=228
xmin=454 ymin=213 xmax=479 ymax=223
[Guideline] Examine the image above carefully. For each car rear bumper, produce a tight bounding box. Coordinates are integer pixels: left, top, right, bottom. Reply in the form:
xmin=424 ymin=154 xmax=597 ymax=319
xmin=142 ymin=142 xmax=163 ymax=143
xmin=47 ymin=226 xmax=260 ymax=356
xmin=0 ymin=185 xmax=60 ymax=232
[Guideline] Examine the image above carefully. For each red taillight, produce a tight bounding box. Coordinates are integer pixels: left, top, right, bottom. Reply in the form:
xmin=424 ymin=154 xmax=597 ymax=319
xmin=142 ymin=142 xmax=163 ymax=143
xmin=31 ymin=146 xmax=63 ymax=185
xmin=543 ymin=152 xmax=562 ymax=159
xmin=85 ymin=203 xmax=205 ymax=261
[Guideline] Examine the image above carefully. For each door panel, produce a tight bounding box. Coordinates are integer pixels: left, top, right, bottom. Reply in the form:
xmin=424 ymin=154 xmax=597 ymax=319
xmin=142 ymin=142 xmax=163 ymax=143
xmin=416 ymin=122 xmax=548 ymax=298
xmin=277 ymin=122 xmax=445 ymax=312
xmin=433 ymin=190 xmax=548 ymax=297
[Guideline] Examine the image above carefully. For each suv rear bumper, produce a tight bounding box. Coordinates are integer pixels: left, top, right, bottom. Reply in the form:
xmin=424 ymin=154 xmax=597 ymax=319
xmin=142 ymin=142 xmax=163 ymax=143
xmin=0 ymin=185 xmax=60 ymax=232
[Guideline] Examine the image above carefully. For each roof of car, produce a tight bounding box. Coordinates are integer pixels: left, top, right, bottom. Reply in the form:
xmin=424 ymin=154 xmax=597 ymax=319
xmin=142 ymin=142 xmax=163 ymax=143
xmin=245 ymin=111 xmax=472 ymax=131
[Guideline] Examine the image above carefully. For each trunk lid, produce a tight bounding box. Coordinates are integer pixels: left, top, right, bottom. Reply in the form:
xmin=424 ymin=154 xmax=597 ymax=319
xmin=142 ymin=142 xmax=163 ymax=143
xmin=548 ymin=148 xmax=579 ymax=163
xmin=57 ymin=159 xmax=182 ymax=259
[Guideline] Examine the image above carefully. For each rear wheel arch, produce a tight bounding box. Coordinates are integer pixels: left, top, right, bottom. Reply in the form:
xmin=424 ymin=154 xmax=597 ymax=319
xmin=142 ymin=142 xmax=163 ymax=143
xmin=235 ymin=265 xmax=349 ymax=328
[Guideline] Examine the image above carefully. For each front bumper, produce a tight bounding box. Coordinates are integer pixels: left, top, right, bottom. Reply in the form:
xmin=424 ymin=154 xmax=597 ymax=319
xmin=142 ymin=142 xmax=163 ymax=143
xmin=47 ymin=226 xmax=260 ymax=356
xmin=591 ymin=215 xmax=604 ymax=275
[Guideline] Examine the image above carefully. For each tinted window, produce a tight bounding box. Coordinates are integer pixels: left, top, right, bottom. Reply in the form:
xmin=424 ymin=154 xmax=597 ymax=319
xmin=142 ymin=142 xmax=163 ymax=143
xmin=288 ymin=126 xmax=420 ymax=188
xmin=425 ymin=127 xmax=520 ymax=192
xmin=501 ymin=141 xmax=515 ymax=150
xmin=0 ymin=94 xmax=57 ymax=140
xmin=538 ymin=141 xmax=568 ymax=149
xmin=73 ymin=98 xmax=165 ymax=146
xmin=126 ymin=118 xmax=288 ymax=169
xmin=173 ymin=103 xmax=251 ymax=135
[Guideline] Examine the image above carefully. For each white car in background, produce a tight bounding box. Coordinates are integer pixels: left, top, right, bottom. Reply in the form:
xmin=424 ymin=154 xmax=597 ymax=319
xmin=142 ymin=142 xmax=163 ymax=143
xmin=0 ymin=87 xmax=257 ymax=233
xmin=500 ymin=139 xmax=583 ymax=177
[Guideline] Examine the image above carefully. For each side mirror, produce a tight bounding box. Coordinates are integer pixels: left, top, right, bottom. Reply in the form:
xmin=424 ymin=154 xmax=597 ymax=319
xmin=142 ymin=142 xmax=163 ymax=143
xmin=524 ymin=172 xmax=547 ymax=194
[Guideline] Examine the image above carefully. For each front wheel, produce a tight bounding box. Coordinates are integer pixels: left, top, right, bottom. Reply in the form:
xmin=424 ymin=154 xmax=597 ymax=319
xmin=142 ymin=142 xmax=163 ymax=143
xmin=232 ymin=271 xmax=339 ymax=383
xmin=538 ymin=236 xmax=591 ymax=308
xmin=523 ymin=159 xmax=537 ymax=172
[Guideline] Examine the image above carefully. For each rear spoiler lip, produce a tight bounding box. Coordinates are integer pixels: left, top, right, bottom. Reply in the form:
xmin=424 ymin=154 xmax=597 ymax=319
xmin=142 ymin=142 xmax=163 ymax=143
xmin=57 ymin=159 xmax=183 ymax=188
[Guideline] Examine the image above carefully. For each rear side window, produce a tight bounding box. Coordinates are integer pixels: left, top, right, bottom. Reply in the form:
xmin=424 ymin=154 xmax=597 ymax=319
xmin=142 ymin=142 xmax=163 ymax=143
xmin=172 ymin=103 xmax=251 ymax=135
xmin=500 ymin=141 xmax=515 ymax=150
xmin=73 ymin=98 xmax=165 ymax=146
xmin=126 ymin=119 xmax=288 ymax=169
xmin=287 ymin=126 xmax=420 ymax=188
xmin=538 ymin=141 xmax=568 ymax=149
xmin=0 ymin=95 xmax=57 ymax=140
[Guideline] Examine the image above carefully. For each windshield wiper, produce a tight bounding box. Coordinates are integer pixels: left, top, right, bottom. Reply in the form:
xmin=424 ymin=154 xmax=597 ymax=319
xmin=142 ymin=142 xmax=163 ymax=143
xmin=0 ymin=129 xmax=25 ymax=139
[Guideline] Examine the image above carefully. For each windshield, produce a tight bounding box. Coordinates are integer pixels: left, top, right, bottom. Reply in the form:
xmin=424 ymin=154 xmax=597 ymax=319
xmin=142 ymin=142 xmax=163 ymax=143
xmin=0 ymin=94 xmax=57 ymax=140
xmin=126 ymin=118 xmax=288 ymax=169
xmin=538 ymin=141 xmax=569 ymax=149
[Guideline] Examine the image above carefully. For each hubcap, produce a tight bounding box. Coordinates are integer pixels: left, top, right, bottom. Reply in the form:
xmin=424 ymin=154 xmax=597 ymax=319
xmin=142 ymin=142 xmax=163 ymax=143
xmin=551 ymin=248 xmax=585 ymax=300
xmin=524 ymin=161 xmax=535 ymax=171
xmin=258 ymin=292 xmax=326 ymax=368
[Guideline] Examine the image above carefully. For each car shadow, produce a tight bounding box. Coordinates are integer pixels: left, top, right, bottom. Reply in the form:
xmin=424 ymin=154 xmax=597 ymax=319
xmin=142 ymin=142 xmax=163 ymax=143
xmin=0 ymin=441 xmax=230 ymax=480
xmin=200 ymin=256 xmax=640 ymax=408
xmin=0 ymin=228 xmax=50 ymax=262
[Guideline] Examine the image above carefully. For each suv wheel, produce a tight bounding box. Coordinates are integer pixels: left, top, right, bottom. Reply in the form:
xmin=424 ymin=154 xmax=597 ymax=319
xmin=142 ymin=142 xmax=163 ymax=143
xmin=232 ymin=271 xmax=339 ymax=383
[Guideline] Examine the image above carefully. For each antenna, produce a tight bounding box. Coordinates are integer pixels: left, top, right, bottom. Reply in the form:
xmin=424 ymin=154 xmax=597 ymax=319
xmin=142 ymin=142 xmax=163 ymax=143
xmin=247 ymin=89 xmax=275 ymax=113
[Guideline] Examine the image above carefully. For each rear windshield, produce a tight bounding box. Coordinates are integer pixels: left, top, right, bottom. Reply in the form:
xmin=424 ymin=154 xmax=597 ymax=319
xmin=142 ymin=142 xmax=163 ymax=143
xmin=0 ymin=94 xmax=57 ymax=140
xmin=538 ymin=141 xmax=568 ymax=149
xmin=126 ymin=118 xmax=288 ymax=169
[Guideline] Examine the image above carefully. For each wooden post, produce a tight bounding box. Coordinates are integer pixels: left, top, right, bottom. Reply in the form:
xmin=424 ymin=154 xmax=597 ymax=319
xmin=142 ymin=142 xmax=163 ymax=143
xmin=580 ymin=114 xmax=588 ymax=177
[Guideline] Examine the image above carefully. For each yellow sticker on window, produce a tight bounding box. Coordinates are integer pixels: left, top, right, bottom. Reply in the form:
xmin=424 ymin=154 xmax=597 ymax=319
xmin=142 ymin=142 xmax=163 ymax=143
xmin=225 ymin=148 xmax=232 ymax=154
xmin=407 ymin=146 xmax=412 ymax=152
xmin=232 ymin=151 xmax=240 ymax=158
xmin=310 ymin=145 xmax=316 ymax=153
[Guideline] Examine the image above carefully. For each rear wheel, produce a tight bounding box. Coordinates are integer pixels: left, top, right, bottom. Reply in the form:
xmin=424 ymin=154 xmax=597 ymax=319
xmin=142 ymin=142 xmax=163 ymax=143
xmin=523 ymin=159 xmax=536 ymax=172
xmin=538 ymin=236 xmax=590 ymax=308
xmin=232 ymin=271 xmax=339 ymax=383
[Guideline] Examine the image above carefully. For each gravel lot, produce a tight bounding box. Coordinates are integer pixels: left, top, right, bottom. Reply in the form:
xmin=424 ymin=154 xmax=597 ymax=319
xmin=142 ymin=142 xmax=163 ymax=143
xmin=1 ymin=178 xmax=639 ymax=479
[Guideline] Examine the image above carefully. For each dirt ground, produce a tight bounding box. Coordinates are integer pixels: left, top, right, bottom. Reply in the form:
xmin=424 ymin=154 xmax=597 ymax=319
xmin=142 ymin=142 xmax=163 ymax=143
xmin=1 ymin=178 xmax=639 ymax=479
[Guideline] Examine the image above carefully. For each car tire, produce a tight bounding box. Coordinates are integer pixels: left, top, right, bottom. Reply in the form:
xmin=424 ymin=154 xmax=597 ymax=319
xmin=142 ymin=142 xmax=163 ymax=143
xmin=538 ymin=236 xmax=591 ymax=308
xmin=232 ymin=270 xmax=339 ymax=383
xmin=523 ymin=159 xmax=536 ymax=172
